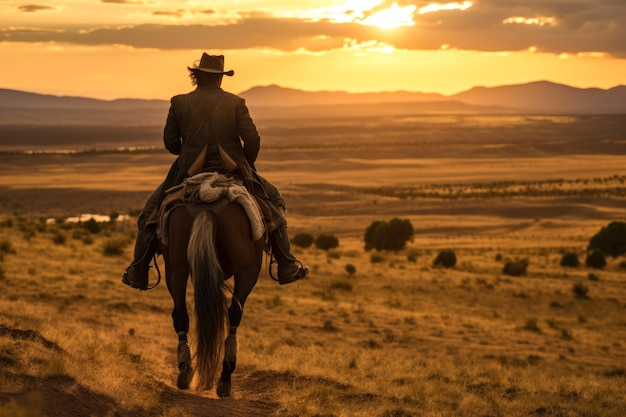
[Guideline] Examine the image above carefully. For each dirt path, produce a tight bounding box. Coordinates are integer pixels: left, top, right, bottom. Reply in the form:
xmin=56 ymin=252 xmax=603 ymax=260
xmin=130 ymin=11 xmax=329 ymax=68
xmin=0 ymin=327 xmax=281 ymax=417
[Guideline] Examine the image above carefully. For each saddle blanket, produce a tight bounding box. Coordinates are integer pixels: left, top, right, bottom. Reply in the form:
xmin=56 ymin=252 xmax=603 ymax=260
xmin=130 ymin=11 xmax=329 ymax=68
xmin=158 ymin=172 xmax=265 ymax=245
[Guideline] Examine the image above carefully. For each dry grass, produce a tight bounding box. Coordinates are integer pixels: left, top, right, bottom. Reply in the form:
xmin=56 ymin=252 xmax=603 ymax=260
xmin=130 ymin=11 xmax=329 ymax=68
xmin=1 ymin=216 xmax=624 ymax=416
xmin=1 ymin=116 xmax=625 ymax=416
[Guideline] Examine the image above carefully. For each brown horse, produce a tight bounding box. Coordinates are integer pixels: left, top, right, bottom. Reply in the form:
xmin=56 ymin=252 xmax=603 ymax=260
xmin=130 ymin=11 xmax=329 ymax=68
xmin=161 ymin=199 xmax=264 ymax=397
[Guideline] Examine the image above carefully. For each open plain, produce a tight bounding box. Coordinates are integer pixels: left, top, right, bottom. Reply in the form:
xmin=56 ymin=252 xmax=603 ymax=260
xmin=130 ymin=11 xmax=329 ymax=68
xmin=0 ymin=114 xmax=625 ymax=416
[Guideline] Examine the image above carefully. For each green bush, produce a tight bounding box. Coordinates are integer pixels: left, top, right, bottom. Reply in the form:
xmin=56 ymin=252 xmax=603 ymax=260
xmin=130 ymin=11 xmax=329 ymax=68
xmin=560 ymin=252 xmax=579 ymax=268
xmin=503 ymin=258 xmax=529 ymax=276
xmin=315 ymin=234 xmax=339 ymax=251
xmin=292 ymin=232 xmax=314 ymax=248
xmin=585 ymin=249 xmax=606 ymax=269
xmin=433 ymin=249 xmax=456 ymax=268
xmin=364 ymin=218 xmax=414 ymax=251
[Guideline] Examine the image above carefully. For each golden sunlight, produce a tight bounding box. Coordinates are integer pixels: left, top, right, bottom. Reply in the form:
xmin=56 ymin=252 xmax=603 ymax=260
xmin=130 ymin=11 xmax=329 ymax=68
xmin=357 ymin=2 xmax=416 ymax=28
xmin=288 ymin=0 xmax=415 ymax=28
xmin=502 ymin=16 xmax=556 ymax=26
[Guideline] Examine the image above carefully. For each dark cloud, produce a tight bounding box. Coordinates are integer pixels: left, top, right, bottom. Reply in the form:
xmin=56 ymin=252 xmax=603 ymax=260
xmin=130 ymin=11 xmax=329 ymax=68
xmin=2 ymin=1 xmax=625 ymax=58
xmin=18 ymin=4 xmax=54 ymax=12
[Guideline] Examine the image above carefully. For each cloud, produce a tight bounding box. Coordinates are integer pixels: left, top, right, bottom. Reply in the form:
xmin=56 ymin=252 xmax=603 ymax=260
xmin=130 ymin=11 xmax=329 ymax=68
xmin=17 ymin=4 xmax=54 ymax=12
xmin=101 ymin=0 xmax=144 ymax=4
xmin=2 ymin=1 xmax=625 ymax=57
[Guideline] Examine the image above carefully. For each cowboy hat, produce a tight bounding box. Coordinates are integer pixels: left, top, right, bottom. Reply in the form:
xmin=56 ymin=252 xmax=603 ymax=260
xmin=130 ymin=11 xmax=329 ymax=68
xmin=188 ymin=53 xmax=234 ymax=76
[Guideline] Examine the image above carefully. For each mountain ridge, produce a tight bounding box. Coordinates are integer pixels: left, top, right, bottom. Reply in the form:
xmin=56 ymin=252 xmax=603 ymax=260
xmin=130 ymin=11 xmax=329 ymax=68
xmin=0 ymin=80 xmax=624 ymax=125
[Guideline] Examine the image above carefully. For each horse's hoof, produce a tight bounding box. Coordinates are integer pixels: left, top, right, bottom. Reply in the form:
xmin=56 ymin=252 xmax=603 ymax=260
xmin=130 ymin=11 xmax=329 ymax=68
xmin=216 ymin=378 xmax=231 ymax=398
xmin=177 ymin=363 xmax=193 ymax=390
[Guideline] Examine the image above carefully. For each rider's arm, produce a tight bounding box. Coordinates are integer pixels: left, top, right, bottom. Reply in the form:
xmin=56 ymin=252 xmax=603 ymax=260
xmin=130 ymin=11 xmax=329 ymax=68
xmin=163 ymin=102 xmax=182 ymax=155
xmin=236 ymin=99 xmax=260 ymax=166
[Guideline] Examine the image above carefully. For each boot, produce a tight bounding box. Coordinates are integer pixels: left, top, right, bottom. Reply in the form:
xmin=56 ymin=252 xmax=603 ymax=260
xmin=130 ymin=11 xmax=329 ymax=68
xmin=122 ymin=224 xmax=158 ymax=290
xmin=270 ymin=224 xmax=309 ymax=285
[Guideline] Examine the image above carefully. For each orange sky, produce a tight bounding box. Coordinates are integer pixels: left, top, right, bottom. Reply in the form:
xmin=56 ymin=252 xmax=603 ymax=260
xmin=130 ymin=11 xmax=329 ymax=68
xmin=0 ymin=0 xmax=624 ymax=100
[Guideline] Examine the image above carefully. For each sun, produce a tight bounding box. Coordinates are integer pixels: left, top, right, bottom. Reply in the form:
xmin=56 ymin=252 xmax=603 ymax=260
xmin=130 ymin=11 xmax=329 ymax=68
xmin=358 ymin=2 xmax=417 ymax=29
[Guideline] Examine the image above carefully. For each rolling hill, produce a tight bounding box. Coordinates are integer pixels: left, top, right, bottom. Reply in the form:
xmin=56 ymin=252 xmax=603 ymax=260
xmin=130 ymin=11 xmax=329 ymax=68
xmin=0 ymin=81 xmax=624 ymax=126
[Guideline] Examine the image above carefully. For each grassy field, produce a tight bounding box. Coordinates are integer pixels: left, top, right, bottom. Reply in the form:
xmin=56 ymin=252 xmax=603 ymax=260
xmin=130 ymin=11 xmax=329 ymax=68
xmin=0 ymin=115 xmax=625 ymax=416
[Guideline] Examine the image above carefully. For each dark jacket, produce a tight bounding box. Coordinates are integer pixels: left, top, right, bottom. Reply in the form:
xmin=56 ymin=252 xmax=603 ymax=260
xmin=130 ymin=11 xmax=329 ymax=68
xmin=157 ymin=84 xmax=285 ymax=232
xmin=162 ymin=85 xmax=260 ymax=192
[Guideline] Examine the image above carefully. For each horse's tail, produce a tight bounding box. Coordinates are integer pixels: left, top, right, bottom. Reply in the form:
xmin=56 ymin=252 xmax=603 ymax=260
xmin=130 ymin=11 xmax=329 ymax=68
xmin=188 ymin=211 xmax=227 ymax=390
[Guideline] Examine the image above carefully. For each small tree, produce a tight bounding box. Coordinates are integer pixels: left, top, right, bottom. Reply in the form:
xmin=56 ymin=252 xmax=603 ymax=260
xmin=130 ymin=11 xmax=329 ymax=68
xmin=364 ymin=218 xmax=413 ymax=251
xmin=588 ymin=221 xmax=626 ymax=258
xmin=433 ymin=249 xmax=456 ymax=268
xmin=503 ymin=258 xmax=529 ymax=276
xmin=560 ymin=252 xmax=579 ymax=268
xmin=585 ymin=249 xmax=606 ymax=269
xmin=292 ymin=232 xmax=314 ymax=248
xmin=315 ymin=234 xmax=339 ymax=251
xmin=345 ymin=263 xmax=356 ymax=275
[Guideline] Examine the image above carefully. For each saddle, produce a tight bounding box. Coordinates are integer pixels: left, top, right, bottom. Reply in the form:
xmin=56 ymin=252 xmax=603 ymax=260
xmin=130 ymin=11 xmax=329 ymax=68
xmin=157 ymin=171 xmax=266 ymax=246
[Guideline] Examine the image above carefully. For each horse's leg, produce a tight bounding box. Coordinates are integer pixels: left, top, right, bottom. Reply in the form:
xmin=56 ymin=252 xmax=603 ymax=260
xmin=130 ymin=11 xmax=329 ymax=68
xmin=165 ymin=206 xmax=194 ymax=389
xmin=216 ymin=203 xmax=263 ymax=398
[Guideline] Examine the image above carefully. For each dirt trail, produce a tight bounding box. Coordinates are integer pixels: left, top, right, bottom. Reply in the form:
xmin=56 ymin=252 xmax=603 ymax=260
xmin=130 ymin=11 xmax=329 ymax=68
xmin=0 ymin=327 xmax=281 ymax=417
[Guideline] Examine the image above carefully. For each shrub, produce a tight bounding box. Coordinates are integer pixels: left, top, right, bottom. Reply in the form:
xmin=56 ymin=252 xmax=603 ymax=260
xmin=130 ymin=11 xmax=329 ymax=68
xmin=588 ymin=221 xmax=626 ymax=258
xmin=345 ymin=263 xmax=356 ymax=275
xmin=83 ymin=218 xmax=101 ymax=234
xmin=503 ymin=258 xmax=529 ymax=276
xmin=588 ymin=273 xmax=600 ymax=281
xmin=52 ymin=232 xmax=67 ymax=245
xmin=560 ymin=252 xmax=579 ymax=268
xmin=364 ymin=218 xmax=413 ymax=251
xmin=315 ymin=234 xmax=339 ymax=251
xmin=292 ymin=232 xmax=314 ymax=248
xmin=0 ymin=240 xmax=16 ymax=254
xmin=585 ymin=249 xmax=606 ymax=269
xmin=370 ymin=253 xmax=386 ymax=263
xmin=103 ymin=238 xmax=128 ymax=256
xmin=406 ymin=250 xmax=419 ymax=263
xmin=330 ymin=280 xmax=353 ymax=291
xmin=433 ymin=249 xmax=456 ymax=268
xmin=573 ymin=282 xmax=589 ymax=298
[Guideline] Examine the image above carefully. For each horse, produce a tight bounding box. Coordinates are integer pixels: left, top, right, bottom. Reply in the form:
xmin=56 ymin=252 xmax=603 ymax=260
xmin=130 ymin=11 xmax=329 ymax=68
xmin=160 ymin=186 xmax=264 ymax=398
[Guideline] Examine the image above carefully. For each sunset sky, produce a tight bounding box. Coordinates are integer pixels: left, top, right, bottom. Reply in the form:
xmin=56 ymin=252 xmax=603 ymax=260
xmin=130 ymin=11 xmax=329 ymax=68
xmin=1 ymin=0 xmax=624 ymax=100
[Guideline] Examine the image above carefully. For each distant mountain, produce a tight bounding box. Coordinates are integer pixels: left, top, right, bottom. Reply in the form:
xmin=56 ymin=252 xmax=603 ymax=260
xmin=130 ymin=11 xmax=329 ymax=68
xmin=239 ymin=84 xmax=446 ymax=107
xmin=0 ymin=89 xmax=169 ymax=125
xmin=239 ymin=82 xmax=626 ymax=114
xmin=0 ymin=81 xmax=624 ymax=126
xmin=450 ymin=81 xmax=626 ymax=114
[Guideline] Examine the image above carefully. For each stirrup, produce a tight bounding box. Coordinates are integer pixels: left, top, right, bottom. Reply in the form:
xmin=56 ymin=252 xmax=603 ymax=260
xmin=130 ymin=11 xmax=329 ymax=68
xmin=122 ymin=254 xmax=161 ymax=290
xmin=269 ymin=258 xmax=309 ymax=285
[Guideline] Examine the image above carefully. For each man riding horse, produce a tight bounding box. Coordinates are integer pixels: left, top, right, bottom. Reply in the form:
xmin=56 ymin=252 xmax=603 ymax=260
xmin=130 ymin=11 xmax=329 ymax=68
xmin=122 ymin=53 xmax=309 ymax=289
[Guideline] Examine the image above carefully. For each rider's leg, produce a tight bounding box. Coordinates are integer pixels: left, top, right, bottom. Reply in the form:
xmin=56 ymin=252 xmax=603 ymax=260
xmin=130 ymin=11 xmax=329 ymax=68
xmin=255 ymin=174 xmax=309 ymax=285
xmin=270 ymin=222 xmax=309 ymax=285
xmin=122 ymin=183 xmax=162 ymax=290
